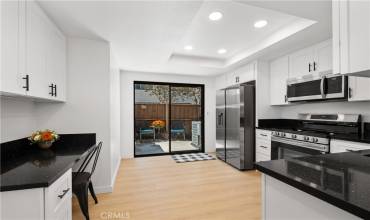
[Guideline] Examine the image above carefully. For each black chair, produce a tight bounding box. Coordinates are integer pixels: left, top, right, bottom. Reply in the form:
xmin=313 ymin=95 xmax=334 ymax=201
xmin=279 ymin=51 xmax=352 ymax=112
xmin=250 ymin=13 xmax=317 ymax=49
xmin=72 ymin=142 xmax=102 ymax=220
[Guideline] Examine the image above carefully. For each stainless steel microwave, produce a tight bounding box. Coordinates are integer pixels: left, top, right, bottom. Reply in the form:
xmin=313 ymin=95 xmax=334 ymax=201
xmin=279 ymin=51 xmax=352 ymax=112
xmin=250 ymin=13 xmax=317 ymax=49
xmin=287 ymin=74 xmax=348 ymax=102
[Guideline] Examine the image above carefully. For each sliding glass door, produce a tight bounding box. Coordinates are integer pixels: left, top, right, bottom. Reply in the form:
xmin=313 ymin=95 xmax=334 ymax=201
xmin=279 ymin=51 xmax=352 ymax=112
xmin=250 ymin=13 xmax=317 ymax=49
xmin=134 ymin=82 xmax=204 ymax=157
xmin=170 ymin=85 xmax=203 ymax=153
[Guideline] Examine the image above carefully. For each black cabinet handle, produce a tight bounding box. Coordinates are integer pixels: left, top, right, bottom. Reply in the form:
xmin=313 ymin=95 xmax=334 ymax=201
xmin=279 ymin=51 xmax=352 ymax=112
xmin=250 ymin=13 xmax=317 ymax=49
xmin=313 ymin=62 xmax=317 ymax=71
xmin=22 ymin=75 xmax=29 ymax=91
xmin=260 ymin=134 xmax=267 ymax=137
xmin=349 ymin=87 xmax=352 ymax=98
xmin=259 ymin=145 xmax=268 ymax=149
xmin=284 ymin=95 xmax=287 ymax=103
xmin=54 ymin=84 xmax=57 ymax=97
xmin=308 ymin=63 xmax=311 ymax=72
xmin=58 ymin=188 xmax=70 ymax=199
xmin=49 ymin=84 xmax=54 ymax=96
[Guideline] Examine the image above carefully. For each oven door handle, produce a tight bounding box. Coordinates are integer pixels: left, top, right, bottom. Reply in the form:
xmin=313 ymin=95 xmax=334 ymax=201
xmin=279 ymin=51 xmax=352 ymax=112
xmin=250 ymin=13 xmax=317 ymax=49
xmin=320 ymin=77 xmax=326 ymax=98
xmin=271 ymin=137 xmax=329 ymax=152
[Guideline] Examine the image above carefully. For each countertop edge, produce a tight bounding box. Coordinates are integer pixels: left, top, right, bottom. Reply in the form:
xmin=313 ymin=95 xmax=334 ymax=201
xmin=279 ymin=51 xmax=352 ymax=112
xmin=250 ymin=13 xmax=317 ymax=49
xmin=255 ymin=163 xmax=370 ymax=219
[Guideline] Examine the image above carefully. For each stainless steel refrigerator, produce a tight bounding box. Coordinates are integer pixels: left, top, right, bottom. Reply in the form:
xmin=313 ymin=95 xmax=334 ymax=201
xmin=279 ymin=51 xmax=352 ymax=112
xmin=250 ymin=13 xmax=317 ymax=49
xmin=216 ymin=81 xmax=255 ymax=170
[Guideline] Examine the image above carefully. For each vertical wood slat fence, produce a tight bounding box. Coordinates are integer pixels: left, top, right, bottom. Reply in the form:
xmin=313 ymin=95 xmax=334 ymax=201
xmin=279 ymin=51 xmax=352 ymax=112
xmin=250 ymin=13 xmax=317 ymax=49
xmin=135 ymin=103 xmax=201 ymax=138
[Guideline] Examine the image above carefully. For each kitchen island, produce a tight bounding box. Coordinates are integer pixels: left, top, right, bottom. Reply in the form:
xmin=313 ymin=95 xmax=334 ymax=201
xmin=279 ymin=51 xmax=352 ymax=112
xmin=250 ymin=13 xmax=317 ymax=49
xmin=256 ymin=150 xmax=370 ymax=220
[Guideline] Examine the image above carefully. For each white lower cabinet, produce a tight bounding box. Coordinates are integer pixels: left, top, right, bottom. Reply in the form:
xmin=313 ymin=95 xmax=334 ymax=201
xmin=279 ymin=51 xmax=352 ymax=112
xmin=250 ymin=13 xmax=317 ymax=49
xmin=330 ymin=139 xmax=370 ymax=153
xmin=256 ymin=129 xmax=271 ymax=162
xmin=1 ymin=169 xmax=72 ymax=220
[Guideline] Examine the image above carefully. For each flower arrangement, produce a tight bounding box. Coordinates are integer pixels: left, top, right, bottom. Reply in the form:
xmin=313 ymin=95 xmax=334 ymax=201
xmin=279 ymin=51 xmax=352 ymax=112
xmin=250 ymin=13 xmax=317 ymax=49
xmin=151 ymin=120 xmax=165 ymax=129
xmin=29 ymin=130 xmax=59 ymax=149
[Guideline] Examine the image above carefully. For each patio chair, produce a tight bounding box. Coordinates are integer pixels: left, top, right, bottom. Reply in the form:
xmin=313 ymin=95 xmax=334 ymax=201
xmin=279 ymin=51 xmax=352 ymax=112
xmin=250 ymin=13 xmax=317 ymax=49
xmin=139 ymin=128 xmax=155 ymax=140
xmin=139 ymin=121 xmax=155 ymax=140
xmin=171 ymin=120 xmax=186 ymax=140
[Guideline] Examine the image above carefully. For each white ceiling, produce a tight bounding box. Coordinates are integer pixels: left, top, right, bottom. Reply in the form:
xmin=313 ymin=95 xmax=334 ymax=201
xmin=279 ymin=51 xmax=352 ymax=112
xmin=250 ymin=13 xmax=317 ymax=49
xmin=38 ymin=0 xmax=331 ymax=76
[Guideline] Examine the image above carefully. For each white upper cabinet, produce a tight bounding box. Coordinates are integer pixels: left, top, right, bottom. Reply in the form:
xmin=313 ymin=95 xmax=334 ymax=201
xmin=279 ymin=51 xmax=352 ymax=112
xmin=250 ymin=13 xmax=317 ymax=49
xmin=1 ymin=1 xmax=25 ymax=95
xmin=313 ymin=40 xmax=332 ymax=74
xmin=288 ymin=40 xmax=332 ymax=79
xmin=270 ymin=56 xmax=289 ymax=105
xmin=218 ymin=62 xmax=256 ymax=89
xmin=288 ymin=47 xmax=315 ymax=78
xmin=333 ymin=0 xmax=370 ymax=75
xmin=46 ymin=19 xmax=67 ymax=101
xmin=26 ymin=1 xmax=49 ymax=99
xmin=0 ymin=0 xmax=66 ymax=102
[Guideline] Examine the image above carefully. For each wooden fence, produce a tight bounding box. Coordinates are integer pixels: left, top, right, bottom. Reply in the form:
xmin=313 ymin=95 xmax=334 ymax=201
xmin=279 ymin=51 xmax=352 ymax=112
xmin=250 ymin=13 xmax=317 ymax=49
xmin=135 ymin=103 xmax=201 ymax=120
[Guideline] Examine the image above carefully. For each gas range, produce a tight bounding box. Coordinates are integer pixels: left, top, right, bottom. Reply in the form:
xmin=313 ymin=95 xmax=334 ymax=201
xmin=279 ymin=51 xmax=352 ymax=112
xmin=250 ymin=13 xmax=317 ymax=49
xmin=267 ymin=114 xmax=361 ymax=158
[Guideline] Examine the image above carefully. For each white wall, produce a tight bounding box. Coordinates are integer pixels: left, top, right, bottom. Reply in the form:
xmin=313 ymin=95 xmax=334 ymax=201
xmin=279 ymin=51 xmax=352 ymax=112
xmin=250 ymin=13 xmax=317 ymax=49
xmin=120 ymin=71 xmax=216 ymax=158
xmin=109 ymin=49 xmax=121 ymax=186
xmin=278 ymin=101 xmax=370 ymax=122
xmin=0 ymin=97 xmax=37 ymax=142
xmin=35 ymin=38 xmax=115 ymax=193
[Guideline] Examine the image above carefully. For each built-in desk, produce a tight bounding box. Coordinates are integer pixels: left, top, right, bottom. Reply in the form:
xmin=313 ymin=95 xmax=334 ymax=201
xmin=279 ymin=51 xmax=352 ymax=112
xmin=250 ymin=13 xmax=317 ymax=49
xmin=1 ymin=133 xmax=96 ymax=220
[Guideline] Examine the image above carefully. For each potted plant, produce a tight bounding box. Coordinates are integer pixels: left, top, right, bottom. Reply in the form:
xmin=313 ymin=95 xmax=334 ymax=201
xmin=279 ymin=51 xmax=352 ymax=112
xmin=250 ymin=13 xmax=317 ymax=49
xmin=29 ymin=129 xmax=59 ymax=149
xmin=151 ymin=120 xmax=165 ymax=139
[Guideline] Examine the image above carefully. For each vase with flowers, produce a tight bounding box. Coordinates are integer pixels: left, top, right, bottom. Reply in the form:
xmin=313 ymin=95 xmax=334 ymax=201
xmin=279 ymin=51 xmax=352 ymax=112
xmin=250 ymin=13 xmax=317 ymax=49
xmin=29 ymin=130 xmax=59 ymax=149
xmin=151 ymin=120 xmax=165 ymax=139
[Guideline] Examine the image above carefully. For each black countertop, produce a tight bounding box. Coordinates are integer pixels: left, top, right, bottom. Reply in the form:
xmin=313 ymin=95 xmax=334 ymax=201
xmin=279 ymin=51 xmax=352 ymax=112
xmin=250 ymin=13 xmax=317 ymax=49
xmin=0 ymin=134 xmax=96 ymax=192
xmin=256 ymin=150 xmax=370 ymax=219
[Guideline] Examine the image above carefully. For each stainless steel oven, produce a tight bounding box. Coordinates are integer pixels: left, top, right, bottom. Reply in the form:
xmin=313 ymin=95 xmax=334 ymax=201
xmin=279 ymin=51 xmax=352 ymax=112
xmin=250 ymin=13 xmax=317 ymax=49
xmin=287 ymin=74 xmax=348 ymax=102
xmin=271 ymin=136 xmax=329 ymax=160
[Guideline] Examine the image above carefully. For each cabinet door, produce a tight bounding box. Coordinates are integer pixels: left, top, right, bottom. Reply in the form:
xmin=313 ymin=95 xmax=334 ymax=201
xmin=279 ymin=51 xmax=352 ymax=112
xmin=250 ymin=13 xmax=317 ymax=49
xmin=289 ymin=47 xmax=315 ymax=79
xmin=239 ymin=62 xmax=255 ymax=84
xmin=338 ymin=0 xmax=370 ymax=75
xmin=270 ymin=56 xmax=289 ymax=105
xmin=26 ymin=1 xmax=50 ymax=98
xmin=314 ymin=40 xmax=332 ymax=74
xmin=348 ymin=76 xmax=370 ymax=101
xmin=1 ymin=1 xmax=25 ymax=95
xmin=226 ymin=71 xmax=237 ymax=87
xmin=215 ymin=74 xmax=226 ymax=90
xmin=47 ymin=23 xmax=67 ymax=101
xmin=347 ymin=1 xmax=370 ymax=74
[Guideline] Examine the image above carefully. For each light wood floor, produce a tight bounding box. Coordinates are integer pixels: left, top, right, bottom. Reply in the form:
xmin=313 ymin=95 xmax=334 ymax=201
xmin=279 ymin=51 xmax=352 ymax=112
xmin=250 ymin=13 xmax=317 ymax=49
xmin=72 ymin=155 xmax=261 ymax=220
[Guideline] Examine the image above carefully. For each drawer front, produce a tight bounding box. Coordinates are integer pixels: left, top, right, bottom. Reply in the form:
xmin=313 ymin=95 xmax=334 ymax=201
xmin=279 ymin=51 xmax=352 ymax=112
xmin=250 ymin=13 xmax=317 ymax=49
xmin=256 ymin=129 xmax=271 ymax=141
xmin=331 ymin=139 xmax=370 ymax=153
xmin=256 ymin=152 xmax=270 ymax=162
xmin=256 ymin=139 xmax=271 ymax=156
xmin=45 ymin=169 xmax=72 ymax=220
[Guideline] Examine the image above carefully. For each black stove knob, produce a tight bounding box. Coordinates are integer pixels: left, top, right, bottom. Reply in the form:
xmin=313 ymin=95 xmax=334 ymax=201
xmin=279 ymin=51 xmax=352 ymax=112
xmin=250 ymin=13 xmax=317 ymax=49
xmin=304 ymin=136 xmax=309 ymax=141
xmin=292 ymin=134 xmax=297 ymax=139
xmin=314 ymin=138 xmax=319 ymax=143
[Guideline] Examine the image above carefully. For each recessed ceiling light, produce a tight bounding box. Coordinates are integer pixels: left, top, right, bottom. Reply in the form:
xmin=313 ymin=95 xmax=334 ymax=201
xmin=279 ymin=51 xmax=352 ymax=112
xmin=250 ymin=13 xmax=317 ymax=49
xmin=217 ymin=48 xmax=227 ymax=54
xmin=209 ymin=11 xmax=223 ymax=21
xmin=184 ymin=45 xmax=193 ymax=51
xmin=254 ymin=20 xmax=268 ymax=28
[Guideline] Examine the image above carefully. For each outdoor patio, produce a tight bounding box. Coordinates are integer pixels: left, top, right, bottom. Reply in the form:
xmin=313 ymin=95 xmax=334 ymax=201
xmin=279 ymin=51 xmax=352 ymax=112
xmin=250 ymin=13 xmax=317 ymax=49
xmin=135 ymin=140 xmax=199 ymax=156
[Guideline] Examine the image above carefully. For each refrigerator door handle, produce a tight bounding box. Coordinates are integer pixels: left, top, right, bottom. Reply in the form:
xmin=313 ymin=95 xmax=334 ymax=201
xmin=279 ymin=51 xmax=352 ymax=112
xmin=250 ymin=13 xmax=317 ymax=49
xmin=220 ymin=113 xmax=223 ymax=126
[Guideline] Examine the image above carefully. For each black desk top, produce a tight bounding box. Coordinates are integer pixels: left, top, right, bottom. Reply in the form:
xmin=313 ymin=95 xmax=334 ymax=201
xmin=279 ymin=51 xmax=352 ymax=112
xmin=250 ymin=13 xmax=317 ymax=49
xmin=0 ymin=134 xmax=96 ymax=192
xmin=256 ymin=150 xmax=370 ymax=219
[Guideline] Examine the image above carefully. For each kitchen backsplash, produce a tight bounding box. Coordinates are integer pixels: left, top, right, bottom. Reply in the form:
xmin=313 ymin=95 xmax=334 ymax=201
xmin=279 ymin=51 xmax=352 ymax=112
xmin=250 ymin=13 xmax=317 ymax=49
xmin=278 ymin=101 xmax=370 ymax=122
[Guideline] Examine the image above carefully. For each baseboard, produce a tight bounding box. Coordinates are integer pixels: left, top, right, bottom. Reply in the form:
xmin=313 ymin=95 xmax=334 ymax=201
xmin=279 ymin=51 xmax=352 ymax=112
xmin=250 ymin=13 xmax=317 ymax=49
xmin=94 ymin=159 xmax=121 ymax=194
xmin=94 ymin=185 xmax=113 ymax=194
